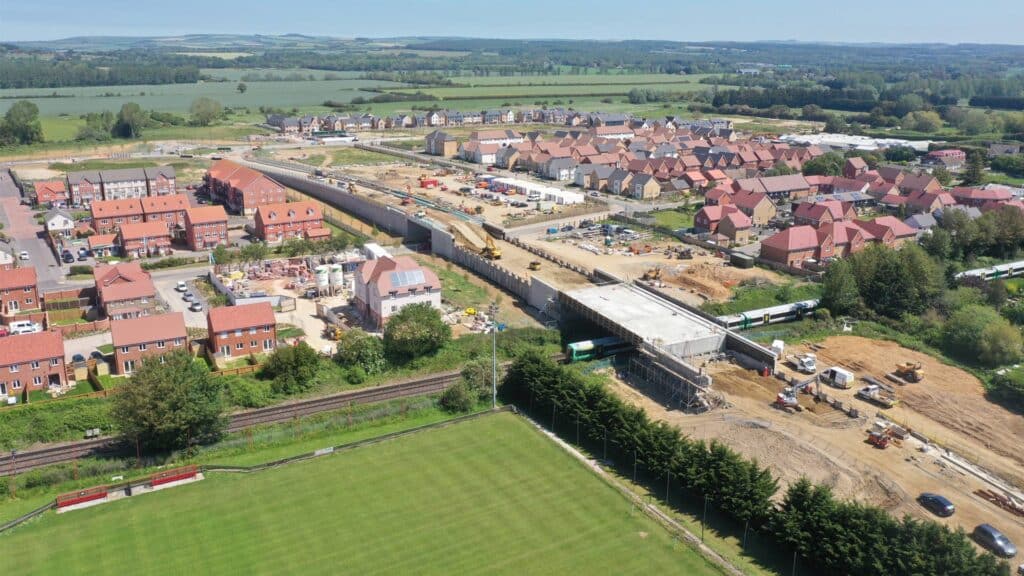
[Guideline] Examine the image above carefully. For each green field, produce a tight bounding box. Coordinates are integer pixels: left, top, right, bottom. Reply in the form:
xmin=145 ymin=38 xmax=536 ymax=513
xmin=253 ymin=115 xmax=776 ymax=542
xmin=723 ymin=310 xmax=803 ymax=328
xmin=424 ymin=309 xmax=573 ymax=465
xmin=447 ymin=73 xmax=713 ymax=86
xmin=702 ymin=282 xmax=823 ymax=316
xmin=0 ymin=413 xmax=718 ymax=575
xmin=388 ymin=80 xmax=709 ymax=99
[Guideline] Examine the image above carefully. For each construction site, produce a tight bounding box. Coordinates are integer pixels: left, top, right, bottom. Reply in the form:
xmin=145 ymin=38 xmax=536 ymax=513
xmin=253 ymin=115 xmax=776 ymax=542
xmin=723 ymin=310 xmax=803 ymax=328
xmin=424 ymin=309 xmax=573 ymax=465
xmin=602 ymin=334 xmax=1024 ymax=553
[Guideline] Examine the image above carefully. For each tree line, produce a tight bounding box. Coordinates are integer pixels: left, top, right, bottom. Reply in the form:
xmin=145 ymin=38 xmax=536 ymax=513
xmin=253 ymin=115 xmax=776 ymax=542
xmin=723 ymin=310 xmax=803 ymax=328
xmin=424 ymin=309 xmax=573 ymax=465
xmin=0 ymin=58 xmax=199 ymax=89
xmin=500 ymin=351 xmax=1008 ymax=576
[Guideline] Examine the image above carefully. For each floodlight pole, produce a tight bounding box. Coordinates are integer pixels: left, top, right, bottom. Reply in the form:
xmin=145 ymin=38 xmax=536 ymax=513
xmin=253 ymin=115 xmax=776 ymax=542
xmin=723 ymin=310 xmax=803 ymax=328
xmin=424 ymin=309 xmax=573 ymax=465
xmin=489 ymin=302 xmax=498 ymax=409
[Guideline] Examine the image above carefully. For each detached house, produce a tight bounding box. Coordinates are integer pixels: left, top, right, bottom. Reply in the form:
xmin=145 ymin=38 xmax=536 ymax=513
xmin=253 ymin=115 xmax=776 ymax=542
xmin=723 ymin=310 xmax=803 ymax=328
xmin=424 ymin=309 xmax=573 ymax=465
xmin=207 ymin=302 xmax=277 ymax=358
xmin=0 ymin=331 xmax=66 ymax=396
xmin=425 ymin=131 xmax=458 ymax=157
xmin=630 ymin=174 xmax=661 ymax=200
xmin=111 ymin=312 xmax=188 ymax=375
xmin=254 ymin=201 xmax=325 ymax=243
xmin=792 ymin=200 xmax=855 ymax=227
xmin=34 ymin=180 xmax=69 ymax=207
xmin=44 ymin=208 xmax=75 ymax=238
xmin=760 ymin=225 xmax=834 ymax=268
xmin=733 ymin=191 xmax=776 ymax=226
xmin=93 ymin=262 xmax=157 ymax=319
xmin=354 ymin=256 xmax=442 ymax=329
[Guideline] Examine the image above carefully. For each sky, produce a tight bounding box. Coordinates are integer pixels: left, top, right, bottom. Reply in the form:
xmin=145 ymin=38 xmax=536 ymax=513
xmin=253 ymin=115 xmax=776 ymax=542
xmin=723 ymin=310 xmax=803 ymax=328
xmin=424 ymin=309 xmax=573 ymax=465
xmin=2 ymin=0 xmax=1023 ymax=44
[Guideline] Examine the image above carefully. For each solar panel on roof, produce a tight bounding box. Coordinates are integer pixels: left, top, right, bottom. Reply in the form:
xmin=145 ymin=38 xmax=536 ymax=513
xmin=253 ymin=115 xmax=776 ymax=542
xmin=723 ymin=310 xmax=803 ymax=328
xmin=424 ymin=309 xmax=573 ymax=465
xmin=390 ymin=270 xmax=425 ymax=288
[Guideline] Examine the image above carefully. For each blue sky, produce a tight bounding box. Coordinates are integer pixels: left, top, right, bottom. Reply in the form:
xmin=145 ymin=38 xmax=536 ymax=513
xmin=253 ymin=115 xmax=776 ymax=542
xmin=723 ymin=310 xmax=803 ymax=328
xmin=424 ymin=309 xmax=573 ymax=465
xmin=2 ymin=0 xmax=1022 ymax=44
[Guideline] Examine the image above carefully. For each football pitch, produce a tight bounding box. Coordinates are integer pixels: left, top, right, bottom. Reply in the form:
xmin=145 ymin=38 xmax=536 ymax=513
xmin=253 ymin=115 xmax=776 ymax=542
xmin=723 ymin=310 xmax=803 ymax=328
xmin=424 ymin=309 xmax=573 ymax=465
xmin=0 ymin=413 xmax=720 ymax=575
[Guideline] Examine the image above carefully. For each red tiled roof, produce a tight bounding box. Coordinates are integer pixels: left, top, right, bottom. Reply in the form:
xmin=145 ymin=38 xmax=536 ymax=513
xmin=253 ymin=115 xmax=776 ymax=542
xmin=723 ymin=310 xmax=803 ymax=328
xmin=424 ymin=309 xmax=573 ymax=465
xmin=733 ymin=191 xmax=769 ymax=210
xmin=93 ymin=263 xmax=155 ymax=303
xmin=91 ymin=198 xmax=143 ymax=220
xmin=111 ymin=312 xmax=187 ymax=347
xmin=140 ymin=194 xmax=189 ymax=214
xmin=255 ymin=201 xmax=322 ymax=227
xmin=88 ymin=234 xmax=118 ymax=249
xmin=871 ymin=216 xmax=918 ymax=238
xmin=207 ymin=302 xmax=275 ymax=334
xmin=0 ymin=266 xmax=37 ymax=290
xmin=761 ymin=225 xmax=820 ymax=252
xmin=358 ymin=256 xmax=439 ymax=297
xmin=0 ymin=331 xmax=63 ymax=367
xmin=185 ymin=205 xmax=228 ymax=225
xmin=118 ymin=221 xmax=171 ymax=241
xmin=35 ymin=180 xmax=67 ymax=203
xmin=723 ymin=210 xmax=751 ymax=229
xmin=950 ymin=186 xmax=1013 ymax=202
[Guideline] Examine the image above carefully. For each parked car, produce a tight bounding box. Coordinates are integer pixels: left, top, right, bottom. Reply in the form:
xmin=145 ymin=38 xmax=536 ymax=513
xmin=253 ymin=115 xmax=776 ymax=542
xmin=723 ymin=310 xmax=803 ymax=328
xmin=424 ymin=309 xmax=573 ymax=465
xmin=71 ymin=353 xmax=86 ymax=364
xmin=917 ymin=493 xmax=955 ymax=517
xmin=9 ymin=320 xmax=42 ymax=335
xmin=77 ymin=253 xmax=88 ymax=261
xmin=0 ymin=326 xmax=9 ymax=337
xmin=77 ymin=247 xmax=89 ymax=256
xmin=18 ymin=250 xmax=29 ymax=260
xmin=175 ymin=281 xmax=188 ymax=292
xmin=182 ymin=292 xmax=194 ymax=302
xmin=974 ymin=524 xmax=1017 ymax=557
xmin=62 ymin=253 xmax=75 ymax=263
xmin=189 ymin=301 xmax=203 ymax=312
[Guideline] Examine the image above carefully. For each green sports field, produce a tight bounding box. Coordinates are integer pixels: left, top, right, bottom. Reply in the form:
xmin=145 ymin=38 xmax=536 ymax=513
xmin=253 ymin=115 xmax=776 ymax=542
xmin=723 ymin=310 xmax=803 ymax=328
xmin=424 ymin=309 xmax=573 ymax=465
xmin=0 ymin=413 xmax=719 ymax=575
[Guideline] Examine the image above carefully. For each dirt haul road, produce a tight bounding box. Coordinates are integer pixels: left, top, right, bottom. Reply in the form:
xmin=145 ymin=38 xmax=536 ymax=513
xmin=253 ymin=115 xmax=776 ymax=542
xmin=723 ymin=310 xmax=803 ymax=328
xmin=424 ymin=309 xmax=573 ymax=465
xmin=605 ymin=352 xmax=1024 ymax=552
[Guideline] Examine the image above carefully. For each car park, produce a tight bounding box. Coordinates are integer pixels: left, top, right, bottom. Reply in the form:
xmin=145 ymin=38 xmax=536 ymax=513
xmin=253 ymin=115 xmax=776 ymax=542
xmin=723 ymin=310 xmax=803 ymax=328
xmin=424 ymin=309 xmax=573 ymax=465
xmin=974 ymin=524 xmax=1017 ymax=558
xmin=183 ymin=292 xmax=194 ymax=302
xmin=917 ymin=493 xmax=955 ymax=517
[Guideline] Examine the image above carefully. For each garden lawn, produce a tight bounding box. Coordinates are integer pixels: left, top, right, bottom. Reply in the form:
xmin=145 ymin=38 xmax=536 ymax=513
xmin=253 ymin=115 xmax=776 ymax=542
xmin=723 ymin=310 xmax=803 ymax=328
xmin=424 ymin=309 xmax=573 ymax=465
xmin=0 ymin=413 xmax=719 ymax=576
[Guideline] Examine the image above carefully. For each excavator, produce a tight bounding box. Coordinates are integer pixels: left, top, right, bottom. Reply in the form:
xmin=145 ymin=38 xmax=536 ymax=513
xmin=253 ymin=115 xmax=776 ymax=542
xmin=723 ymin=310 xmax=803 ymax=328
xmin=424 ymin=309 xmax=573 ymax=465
xmin=642 ymin=268 xmax=662 ymax=281
xmin=482 ymin=236 xmax=502 ymax=260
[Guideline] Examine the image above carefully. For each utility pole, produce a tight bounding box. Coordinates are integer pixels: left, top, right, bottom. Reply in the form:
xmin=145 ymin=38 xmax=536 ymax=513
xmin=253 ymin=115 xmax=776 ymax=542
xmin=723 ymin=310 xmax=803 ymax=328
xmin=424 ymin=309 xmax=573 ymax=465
xmin=488 ymin=302 xmax=499 ymax=409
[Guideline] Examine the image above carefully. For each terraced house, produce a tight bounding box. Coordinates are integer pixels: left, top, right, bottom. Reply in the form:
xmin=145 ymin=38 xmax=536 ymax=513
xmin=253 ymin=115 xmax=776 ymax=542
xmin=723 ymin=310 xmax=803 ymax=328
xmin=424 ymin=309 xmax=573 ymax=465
xmin=253 ymin=201 xmax=326 ymax=243
xmin=111 ymin=312 xmax=187 ymax=375
xmin=184 ymin=205 xmax=229 ymax=251
xmin=90 ymin=198 xmax=143 ymax=235
xmin=99 ymin=168 xmax=149 ymax=200
xmin=205 ymin=160 xmax=287 ymax=216
xmin=206 ymin=302 xmax=277 ymax=358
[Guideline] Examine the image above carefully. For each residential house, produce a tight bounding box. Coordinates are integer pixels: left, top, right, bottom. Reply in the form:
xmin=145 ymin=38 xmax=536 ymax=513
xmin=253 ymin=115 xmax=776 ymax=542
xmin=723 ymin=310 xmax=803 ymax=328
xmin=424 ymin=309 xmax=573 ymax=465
xmin=852 ymin=217 xmax=917 ymax=247
xmin=90 ymin=198 xmax=144 ymax=235
xmin=425 ymin=130 xmax=458 ymax=157
xmin=694 ymin=205 xmax=733 ymax=233
xmin=66 ymin=171 xmax=102 ymax=206
xmin=587 ymin=165 xmax=616 ymax=191
xmin=590 ymin=125 xmax=634 ymax=140
xmin=897 ymin=173 xmax=941 ymax=195
xmin=792 ymin=200 xmax=855 ymax=227
xmin=140 ymin=194 xmax=189 ymax=233
xmin=253 ymin=201 xmax=325 ymax=243
xmin=34 ymin=180 xmax=69 ymax=206
xmin=207 ymin=302 xmax=277 ymax=358
xmin=733 ymin=191 xmax=776 ymax=226
xmin=495 ymin=146 xmax=522 ymax=170
xmin=354 ymin=256 xmax=442 ymax=329
xmin=543 ymin=157 xmax=578 ymax=181
xmin=630 ymin=174 xmax=661 ymax=200
xmin=88 ymin=234 xmax=118 ymax=258
xmin=905 ymin=190 xmax=955 ymax=214
xmin=760 ymin=225 xmax=834 ymax=268
xmin=950 ymin=186 xmax=1013 ymax=208
xmin=93 ymin=262 xmax=157 ymax=319
xmin=118 ymin=221 xmax=173 ymax=258
xmin=817 ymin=222 xmax=865 ymax=257
xmin=205 ymin=160 xmax=287 ymax=216
xmin=733 ymin=174 xmax=811 ymax=201
xmin=0 ymin=267 xmax=38 ymax=315
xmin=607 ymin=169 xmax=633 ymax=195
xmin=462 ymin=111 xmax=482 ymax=124
xmin=0 ymin=331 xmax=66 ymax=396
xmin=704 ymin=187 xmax=732 ymax=206
xmin=144 ymin=166 xmax=177 ymax=196
xmin=183 ymin=205 xmax=229 ymax=251
xmin=110 ymin=312 xmax=188 ymax=375
xmin=843 ymin=157 xmax=868 ymax=179
xmin=44 ymin=208 xmax=75 ymax=238
xmin=988 ymin=144 xmax=1021 ymax=158
xmin=718 ymin=210 xmax=753 ymax=245
xmin=0 ymin=248 xmax=13 ymax=270
xmin=459 ymin=141 xmax=499 ymax=164
xmin=923 ymin=149 xmax=966 ymax=171
xmin=904 ymin=213 xmax=937 ymax=231
xmin=468 ymin=129 xmax=524 ymax=146
xmin=99 ymin=168 xmax=149 ymax=200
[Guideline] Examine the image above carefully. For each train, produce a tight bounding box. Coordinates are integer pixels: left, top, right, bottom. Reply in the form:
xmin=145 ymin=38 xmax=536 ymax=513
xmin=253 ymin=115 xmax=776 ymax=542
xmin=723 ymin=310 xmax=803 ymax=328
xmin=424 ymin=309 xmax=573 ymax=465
xmin=717 ymin=299 xmax=819 ymax=330
xmin=954 ymin=260 xmax=1024 ymax=282
xmin=567 ymin=336 xmax=632 ymax=362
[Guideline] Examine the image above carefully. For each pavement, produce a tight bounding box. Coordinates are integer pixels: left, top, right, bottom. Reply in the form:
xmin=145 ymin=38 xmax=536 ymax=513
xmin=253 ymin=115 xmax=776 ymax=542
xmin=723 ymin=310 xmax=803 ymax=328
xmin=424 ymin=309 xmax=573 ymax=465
xmin=0 ymin=170 xmax=64 ymax=290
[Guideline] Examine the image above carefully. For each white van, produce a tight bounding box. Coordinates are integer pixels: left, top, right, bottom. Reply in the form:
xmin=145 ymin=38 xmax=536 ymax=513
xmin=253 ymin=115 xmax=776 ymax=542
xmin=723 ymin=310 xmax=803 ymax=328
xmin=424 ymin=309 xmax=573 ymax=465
xmin=9 ymin=320 xmax=42 ymax=335
xmin=819 ymin=367 xmax=855 ymax=389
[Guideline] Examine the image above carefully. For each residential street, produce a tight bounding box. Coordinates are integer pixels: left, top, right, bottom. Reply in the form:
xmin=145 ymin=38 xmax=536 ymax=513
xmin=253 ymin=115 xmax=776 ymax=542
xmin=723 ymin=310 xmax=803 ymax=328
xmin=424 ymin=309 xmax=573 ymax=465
xmin=0 ymin=170 xmax=64 ymax=289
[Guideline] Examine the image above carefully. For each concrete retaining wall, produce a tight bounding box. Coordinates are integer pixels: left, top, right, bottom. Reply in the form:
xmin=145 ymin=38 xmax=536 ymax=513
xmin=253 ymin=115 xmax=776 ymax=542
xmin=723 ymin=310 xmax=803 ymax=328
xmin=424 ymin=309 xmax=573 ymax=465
xmin=450 ymin=245 xmax=530 ymax=301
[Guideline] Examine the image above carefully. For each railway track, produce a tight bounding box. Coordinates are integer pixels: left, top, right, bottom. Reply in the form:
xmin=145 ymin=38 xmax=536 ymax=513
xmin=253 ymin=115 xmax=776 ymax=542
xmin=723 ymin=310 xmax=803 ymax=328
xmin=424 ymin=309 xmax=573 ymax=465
xmin=0 ymin=370 xmax=462 ymax=476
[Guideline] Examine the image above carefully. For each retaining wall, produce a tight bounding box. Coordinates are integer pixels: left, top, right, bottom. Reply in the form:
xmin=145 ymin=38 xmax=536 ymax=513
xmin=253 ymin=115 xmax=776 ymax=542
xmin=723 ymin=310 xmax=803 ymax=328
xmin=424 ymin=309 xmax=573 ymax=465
xmin=449 ymin=245 xmax=530 ymax=301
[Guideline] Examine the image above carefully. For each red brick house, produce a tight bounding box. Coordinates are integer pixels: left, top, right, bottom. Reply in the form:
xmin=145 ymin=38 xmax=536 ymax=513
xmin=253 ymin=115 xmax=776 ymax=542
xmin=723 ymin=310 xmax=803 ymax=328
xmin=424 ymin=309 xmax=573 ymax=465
xmin=253 ymin=201 xmax=325 ymax=243
xmin=950 ymin=186 xmax=1013 ymax=208
xmin=843 ymin=157 xmax=868 ymax=179
xmin=93 ymin=263 xmax=157 ymax=319
xmin=141 ymin=194 xmax=189 ymax=232
xmin=111 ymin=312 xmax=188 ymax=374
xmin=91 ymin=198 xmax=143 ymax=234
xmin=205 ymin=160 xmax=286 ymax=216
xmin=184 ymin=205 xmax=229 ymax=251
xmin=817 ymin=222 xmax=865 ymax=258
xmin=718 ymin=210 xmax=752 ymax=245
xmin=35 ymin=180 xmax=69 ymax=206
xmin=0 ymin=331 xmax=66 ymax=396
xmin=118 ymin=221 xmax=173 ymax=258
xmin=695 ymin=205 xmax=744 ymax=233
xmin=704 ymin=186 xmax=733 ymax=206
xmin=0 ymin=266 xmax=39 ymax=315
xmin=793 ymin=200 xmax=855 ymax=227
xmin=760 ymin=225 xmax=834 ymax=268
xmin=905 ymin=190 xmax=956 ymax=214
xmin=67 ymin=171 xmax=102 ymax=206
xmin=852 ymin=217 xmax=917 ymax=248
xmin=897 ymin=173 xmax=941 ymax=195
xmin=206 ymin=302 xmax=277 ymax=358
xmin=144 ymin=166 xmax=177 ymax=196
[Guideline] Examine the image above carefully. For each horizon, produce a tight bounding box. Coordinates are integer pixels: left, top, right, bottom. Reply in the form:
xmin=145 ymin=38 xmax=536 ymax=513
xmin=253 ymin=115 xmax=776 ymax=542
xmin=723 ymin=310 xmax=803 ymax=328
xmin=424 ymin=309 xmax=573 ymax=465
xmin=3 ymin=0 xmax=1023 ymax=45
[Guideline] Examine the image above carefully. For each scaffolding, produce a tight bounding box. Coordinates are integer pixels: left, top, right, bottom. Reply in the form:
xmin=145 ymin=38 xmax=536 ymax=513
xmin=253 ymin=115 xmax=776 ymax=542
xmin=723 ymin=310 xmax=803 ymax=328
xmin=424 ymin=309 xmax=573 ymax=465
xmin=626 ymin=348 xmax=726 ymax=413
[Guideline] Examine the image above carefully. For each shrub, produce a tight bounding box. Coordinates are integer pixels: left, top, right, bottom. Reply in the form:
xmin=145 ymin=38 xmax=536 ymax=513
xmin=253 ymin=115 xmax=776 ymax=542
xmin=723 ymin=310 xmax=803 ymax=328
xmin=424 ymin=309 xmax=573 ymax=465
xmin=439 ymin=382 xmax=474 ymax=413
xmin=69 ymin=265 xmax=92 ymax=275
xmin=225 ymin=376 xmax=272 ymax=408
xmin=345 ymin=366 xmax=367 ymax=385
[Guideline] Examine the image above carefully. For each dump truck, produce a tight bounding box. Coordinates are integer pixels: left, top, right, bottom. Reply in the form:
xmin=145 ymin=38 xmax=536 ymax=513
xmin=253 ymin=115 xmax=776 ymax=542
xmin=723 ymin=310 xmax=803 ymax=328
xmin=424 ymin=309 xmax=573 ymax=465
xmin=482 ymin=236 xmax=502 ymax=260
xmin=819 ymin=366 xmax=855 ymax=389
xmin=856 ymin=384 xmax=898 ymax=408
xmin=528 ymin=261 xmax=541 ymax=271
xmin=785 ymin=353 xmax=817 ymax=374
xmin=892 ymin=361 xmax=924 ymax=383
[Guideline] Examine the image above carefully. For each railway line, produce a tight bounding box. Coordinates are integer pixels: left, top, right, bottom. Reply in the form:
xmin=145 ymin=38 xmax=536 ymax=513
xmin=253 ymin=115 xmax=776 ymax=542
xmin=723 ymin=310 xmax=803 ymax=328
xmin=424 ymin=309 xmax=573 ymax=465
xmin=0 ymin=370 xmax=463 ymax=476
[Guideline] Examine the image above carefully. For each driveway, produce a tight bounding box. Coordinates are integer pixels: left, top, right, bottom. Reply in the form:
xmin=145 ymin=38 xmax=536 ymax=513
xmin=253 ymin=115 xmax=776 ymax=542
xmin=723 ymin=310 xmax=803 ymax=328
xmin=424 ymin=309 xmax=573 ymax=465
xmin=151 ymin=268 xmax=212 ymax=328
xmin=63 ymin=332 xmax=114 ymax=362
xmin=0 ymin=172 xmax=63 ymax=290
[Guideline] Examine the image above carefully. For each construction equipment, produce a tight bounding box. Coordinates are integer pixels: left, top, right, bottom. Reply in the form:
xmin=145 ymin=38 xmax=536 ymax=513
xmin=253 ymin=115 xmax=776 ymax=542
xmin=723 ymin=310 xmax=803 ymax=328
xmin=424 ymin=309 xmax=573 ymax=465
xmin=867 ymin=430 xmax=890 ymax=449
xmin=774 ymin=376 xmax=814 ymax=412
xmin=785 ymin=353 xmax=817 ymax=374
xmin=323 ymin=326 xmax=343 ymax=341
xmin=465 ymin=307 xmax=477 ymax=316
xmin=528 ymin=261 xmax=541 ymax=271
xmin=856 ymin=384 xmax=898 ymax=408
xmin=642 ymin=268 xmax=662 ymax=281
xmin=891 ymin=361 xmax=924 ymax=383
xmin=482 ymin=236 xmax=502 ymax=260
xmin=819 ymin=366 xmax=855 ymax=389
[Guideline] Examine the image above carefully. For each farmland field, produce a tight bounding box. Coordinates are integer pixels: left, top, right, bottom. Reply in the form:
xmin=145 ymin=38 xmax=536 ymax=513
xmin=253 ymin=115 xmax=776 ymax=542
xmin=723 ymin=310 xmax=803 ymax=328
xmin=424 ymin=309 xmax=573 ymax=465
xmin=447 ymin=73 xmax=715 ymax=85
xmin=0 ymin=413 xmax=718 ymax=575
xmin=386 ymin=80 xmax=709 ymax=99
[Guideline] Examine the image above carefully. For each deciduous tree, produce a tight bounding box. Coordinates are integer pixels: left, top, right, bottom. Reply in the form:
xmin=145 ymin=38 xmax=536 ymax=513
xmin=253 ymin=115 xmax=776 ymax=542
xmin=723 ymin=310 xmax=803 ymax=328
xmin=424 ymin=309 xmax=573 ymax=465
xmin=383 ymin=303 xmax=451 ymax=362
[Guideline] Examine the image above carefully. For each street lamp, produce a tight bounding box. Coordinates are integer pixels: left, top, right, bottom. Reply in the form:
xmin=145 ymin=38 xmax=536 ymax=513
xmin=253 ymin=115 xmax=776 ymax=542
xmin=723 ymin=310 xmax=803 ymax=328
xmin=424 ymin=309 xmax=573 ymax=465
xmin=488 ymin=302 xmax=502 ymax=410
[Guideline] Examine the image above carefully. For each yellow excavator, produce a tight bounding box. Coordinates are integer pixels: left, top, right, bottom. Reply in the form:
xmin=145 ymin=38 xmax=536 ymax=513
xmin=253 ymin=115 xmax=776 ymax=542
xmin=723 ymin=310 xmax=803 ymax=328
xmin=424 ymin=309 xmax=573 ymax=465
xmin=893 ymin=361 xmax=924 ymax=383
xmin=482 ymin=236 xmax=502 ymax=260
xmin=642 ymin=268 xmax=662 ymax=281
xmin=528 ymin=261 xmax=541 ymax=271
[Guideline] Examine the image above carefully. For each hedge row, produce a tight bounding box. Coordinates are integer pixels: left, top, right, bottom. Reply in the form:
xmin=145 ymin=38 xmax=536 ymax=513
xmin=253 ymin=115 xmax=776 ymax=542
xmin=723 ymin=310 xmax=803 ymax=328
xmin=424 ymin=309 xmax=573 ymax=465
xmin=500 ymin=351 xmax=1008 ymax=576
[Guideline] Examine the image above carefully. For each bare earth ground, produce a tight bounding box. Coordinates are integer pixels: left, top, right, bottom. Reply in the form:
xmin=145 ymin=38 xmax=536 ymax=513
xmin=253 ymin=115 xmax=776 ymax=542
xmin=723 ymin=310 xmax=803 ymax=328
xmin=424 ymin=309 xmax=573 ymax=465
xmin=605 ymin=335 xmax=1024 ymax=551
